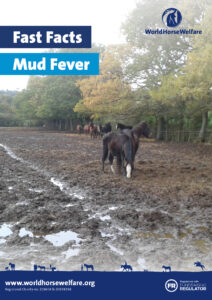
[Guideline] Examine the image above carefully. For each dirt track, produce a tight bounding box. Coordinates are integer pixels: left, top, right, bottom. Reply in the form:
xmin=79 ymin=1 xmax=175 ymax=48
xmin=0 ymin=128 xmax=211 ymax=271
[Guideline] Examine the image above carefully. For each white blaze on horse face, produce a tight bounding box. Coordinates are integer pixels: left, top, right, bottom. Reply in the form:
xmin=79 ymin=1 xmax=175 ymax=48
xmin=111 ymin=164 xmax=115 ymax=174
xmin=126 ymin=164 xmax=132 ymax=178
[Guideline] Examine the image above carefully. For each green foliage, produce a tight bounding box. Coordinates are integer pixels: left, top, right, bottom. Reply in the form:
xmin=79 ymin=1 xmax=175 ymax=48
xmin=14 ymin=75 xmax=81 ymax=127
xmin=0 ymin=91 xmax=21 ymax=126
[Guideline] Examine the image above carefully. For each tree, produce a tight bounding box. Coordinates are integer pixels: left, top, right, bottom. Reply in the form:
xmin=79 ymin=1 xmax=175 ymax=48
xmin=172 ymin=4 xmax=212 ymax=141
xmin=74 ymin=45 xmax=136 ymax=123
xmin=121 ymin=0 xmax=209 ymax=138
xmin=15 ymin=75 xmax=82 ymax=130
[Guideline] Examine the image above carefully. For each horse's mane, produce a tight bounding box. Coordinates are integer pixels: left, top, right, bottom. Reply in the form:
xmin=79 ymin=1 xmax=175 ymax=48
xmin=132 ymin=122 xmax=147 ymax=138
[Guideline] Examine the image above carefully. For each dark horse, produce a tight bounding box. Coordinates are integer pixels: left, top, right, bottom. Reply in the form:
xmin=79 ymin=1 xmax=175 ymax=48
xmin=101 ymin=123 xmax=112 ymax=134
xmin=116 ymin=123 xmax=132 ymax=131
xmin=102 ymin=122 xmax=151 ymax=178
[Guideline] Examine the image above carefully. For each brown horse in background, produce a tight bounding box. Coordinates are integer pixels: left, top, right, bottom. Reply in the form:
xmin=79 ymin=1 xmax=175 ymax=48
xmin=76 ymin=125 xmax=83 ymax=134
xmin=84 ymin=124 xmax=90 ymax=135
xmin=90 ymin=124 xmax=98 ymax=139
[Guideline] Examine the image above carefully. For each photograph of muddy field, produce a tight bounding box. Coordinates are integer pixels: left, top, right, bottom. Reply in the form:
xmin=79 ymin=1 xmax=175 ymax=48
xmin=0 ymin=128 xmax=211 ymax=271
xmin=0 ymin=0 xmax=212 ymax=272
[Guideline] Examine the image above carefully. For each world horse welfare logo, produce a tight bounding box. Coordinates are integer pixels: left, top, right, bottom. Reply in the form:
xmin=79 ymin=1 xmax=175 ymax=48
xmin=165 ymin=279 xmax=178 ymax=293
xmin=162 ymin=8 xmax=182 ymax=27
xmin=145 ymin=8 xmax=202 ymax=35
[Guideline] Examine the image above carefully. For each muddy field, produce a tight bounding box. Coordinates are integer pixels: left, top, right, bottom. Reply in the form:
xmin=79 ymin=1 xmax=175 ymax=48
xmin=0 ymin=128 xmax=211 ymax=272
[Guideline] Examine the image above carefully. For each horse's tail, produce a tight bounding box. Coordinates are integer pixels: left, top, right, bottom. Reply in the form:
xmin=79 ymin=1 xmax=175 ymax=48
xmin=102 ymin=133 xmax=113 ymax=171
xmin=124 ymin=137 xmax=134 ymax=178
xmin=125 ymin=137 xmax=133 ymax=164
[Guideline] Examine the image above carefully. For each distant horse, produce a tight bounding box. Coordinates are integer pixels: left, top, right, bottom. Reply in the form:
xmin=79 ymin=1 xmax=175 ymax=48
xmin=162 ymin=265 xmax=171 ymax=272
xmin=38 ymin=265 xmax=46 ymax=271
xmin=102 ymin=122 xmax=151 ymax=178
xmin=97 ymin=125 xmax=103 ymax=138
xmin=9 ymin=263 xmax=15 ymax=271
xmin=116 ymin=123 xmax=132 ymax=131
xmin=194 ymin=261 xmax=205 ymax=271
xmin=76 ymin=125 xmax=83 ymax=135
xmin=101 ymin=123 xmax=112 ymax=134
xmin=83 ymin=124 xmax=90 ymax=135
xmin=90 ymin=124 xmax=98 ymax=139
xmin=84 ymin=264 xmax=94 ymax=271
xmin=121 ymin=262 xmax=133 ymax=271
xmin=50 ymin=264 xmax=56 ymax=271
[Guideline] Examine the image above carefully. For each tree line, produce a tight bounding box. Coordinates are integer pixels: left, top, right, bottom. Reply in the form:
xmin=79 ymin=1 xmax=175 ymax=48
xmin=0 ymin=0 xmax=212 ymax=142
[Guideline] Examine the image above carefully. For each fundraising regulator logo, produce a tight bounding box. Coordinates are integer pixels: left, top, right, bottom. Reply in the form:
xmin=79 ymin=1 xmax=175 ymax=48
xmin=145 ymin=8 xmax=202 ymax=35
xmin=165 ymin=279 xmax=178 ymax=293
xmin=165 ymin=279 xmax=207 ymax=293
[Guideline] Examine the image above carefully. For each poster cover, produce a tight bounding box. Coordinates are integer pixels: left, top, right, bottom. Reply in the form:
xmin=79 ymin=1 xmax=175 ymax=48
xmin=0 ymin=0 xmax=211 ymax=299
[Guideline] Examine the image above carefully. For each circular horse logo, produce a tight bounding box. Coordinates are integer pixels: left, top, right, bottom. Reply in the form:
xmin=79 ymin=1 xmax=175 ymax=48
xmin=165 ymin=279 xmax=178 ymax=292
xmin=162 ymin=8 xmax=182 ymax=27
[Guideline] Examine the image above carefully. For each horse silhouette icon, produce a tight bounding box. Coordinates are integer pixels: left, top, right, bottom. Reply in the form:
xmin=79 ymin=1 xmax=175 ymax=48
xmin=162 ymin=265 xmax=171 ymax=272
xmin=84 ymin=264 xmax=94 ymax=271
xmin=121 ymin=261 xmax=133 ymax=271
xmin=194 ymin=261 xmax=205 ymax=271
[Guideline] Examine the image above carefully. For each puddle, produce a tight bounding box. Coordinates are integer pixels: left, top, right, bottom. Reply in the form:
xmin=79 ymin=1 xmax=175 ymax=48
xmin=19 ymin=228 xmax=33 ymax=238
xmin=100 ymin=231 xmax=114 ymax=238
xmin=107 ymin=243 xmax=124 ymax=255
xmin=16 ymin=201 xmax=28 ymax=206
xmin=100 ymin=215 xmax=111 ymax=221
xmin=62 ymin=248 xmax=80 ymax=259
xmin=112 ymin=225 xmax=132 ymax=235
xmin=0 ymin=224 xmax=13 ymax=237
xmin=89 ymin=213 xmax=111 ymax=222
xmin=44 ymin=230 xmax=82 ymax=247
xmin=64 ymin=203 xmax=75 ymax=208
xmin=109 ymin=207 xmax=118 ymax=211
xmin=28 ymin=188 xmax=44 ymax=193
xmin=50 ymin=177 xmax=85 ymax=200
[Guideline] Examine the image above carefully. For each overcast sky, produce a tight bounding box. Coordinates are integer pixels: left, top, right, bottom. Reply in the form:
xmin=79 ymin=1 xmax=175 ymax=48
xmin=0 ymin=0 xmax=137 ymax=90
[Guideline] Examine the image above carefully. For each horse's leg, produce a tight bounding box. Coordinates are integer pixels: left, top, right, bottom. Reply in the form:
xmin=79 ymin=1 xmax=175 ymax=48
xmin=120 ymin=152 xmax=126 ymax=176
xmin=102 ymin=143 xmax=108 ymax=172
xmin=132 ymin=160 xmax=135 ymax=171
xmin=123 ymin=142 xmax=132 ymax=178
xmin=109 ymin=153 xmax=115 ymax=174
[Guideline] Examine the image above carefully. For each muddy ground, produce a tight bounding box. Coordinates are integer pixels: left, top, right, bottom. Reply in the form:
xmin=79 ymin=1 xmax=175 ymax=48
xmin=0 ymin=128 xmax=211 ymax=272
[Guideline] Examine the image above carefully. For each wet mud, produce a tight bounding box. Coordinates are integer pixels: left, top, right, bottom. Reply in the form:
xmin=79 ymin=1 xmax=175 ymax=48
xmin=0 ymin=128 xmax=211 ymax=271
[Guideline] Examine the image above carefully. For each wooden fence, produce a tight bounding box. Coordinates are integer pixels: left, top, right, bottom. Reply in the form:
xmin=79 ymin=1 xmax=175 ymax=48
xmin=156 ymin=130 xmax=212 ymax=143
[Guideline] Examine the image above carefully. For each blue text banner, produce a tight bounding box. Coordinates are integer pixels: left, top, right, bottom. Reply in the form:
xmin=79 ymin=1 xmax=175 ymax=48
xmin=0 ymin=53 xmax=99 ymax=75
xmin=0 ymin=26 xmax=91 ymax=48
